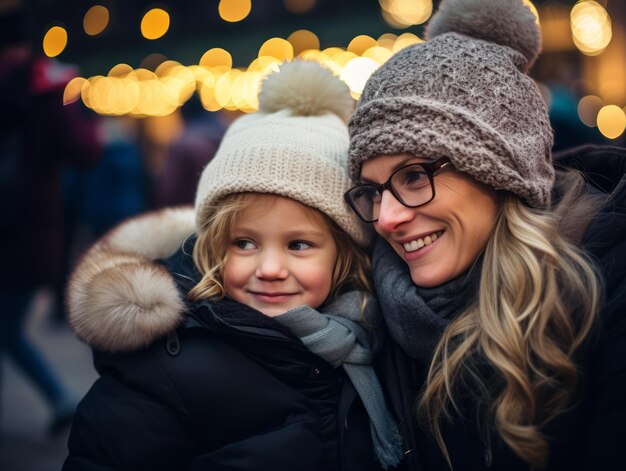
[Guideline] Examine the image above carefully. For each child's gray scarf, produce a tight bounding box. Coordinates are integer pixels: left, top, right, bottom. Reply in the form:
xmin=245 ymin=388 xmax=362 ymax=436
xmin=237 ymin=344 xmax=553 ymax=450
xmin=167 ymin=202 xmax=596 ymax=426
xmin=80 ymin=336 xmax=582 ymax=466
xmin=275 ymin=291 xmax=404 ymax=469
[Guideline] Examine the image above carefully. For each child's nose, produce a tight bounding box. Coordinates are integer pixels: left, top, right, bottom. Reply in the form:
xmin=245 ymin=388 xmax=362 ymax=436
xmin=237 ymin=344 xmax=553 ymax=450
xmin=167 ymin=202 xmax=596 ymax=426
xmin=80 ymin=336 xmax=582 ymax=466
xmin=255 ymin=251 xmax=288 ymax=280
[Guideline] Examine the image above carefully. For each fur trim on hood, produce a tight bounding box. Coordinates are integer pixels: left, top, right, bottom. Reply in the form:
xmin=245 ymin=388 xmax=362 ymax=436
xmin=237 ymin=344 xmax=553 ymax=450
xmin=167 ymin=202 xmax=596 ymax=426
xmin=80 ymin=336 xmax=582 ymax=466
xmin=67 ymin=207 xmax=195 ymax=353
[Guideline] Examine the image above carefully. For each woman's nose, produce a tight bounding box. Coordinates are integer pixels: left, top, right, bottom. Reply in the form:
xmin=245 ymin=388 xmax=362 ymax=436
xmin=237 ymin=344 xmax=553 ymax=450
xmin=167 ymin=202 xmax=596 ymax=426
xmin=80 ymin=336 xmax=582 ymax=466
xmin=375 ymin=190 xmax=415 ymax=233
xmin=255 ymin=251 xmax=288 ymax=280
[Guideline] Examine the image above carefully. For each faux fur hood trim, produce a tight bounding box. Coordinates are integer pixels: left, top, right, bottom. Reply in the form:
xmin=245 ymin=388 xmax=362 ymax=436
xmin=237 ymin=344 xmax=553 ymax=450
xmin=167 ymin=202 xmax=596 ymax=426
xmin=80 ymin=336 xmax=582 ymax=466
xmin=67 ymin=207 xmax=195 ymax=353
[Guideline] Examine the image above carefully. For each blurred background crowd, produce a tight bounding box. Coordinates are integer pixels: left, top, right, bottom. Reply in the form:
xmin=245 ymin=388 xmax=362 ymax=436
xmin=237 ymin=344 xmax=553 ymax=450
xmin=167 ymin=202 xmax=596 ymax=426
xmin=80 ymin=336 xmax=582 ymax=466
xmin=0 ymin=0 xmax=624 ymax=469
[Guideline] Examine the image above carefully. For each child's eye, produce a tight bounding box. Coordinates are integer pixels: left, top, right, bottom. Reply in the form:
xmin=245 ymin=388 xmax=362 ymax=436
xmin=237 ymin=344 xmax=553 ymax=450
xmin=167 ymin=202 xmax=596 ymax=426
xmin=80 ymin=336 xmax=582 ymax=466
xmin=234 ymin=239 xmax=256 ymax=250
xmin=288 ymin=240 xmax=312 ymax=251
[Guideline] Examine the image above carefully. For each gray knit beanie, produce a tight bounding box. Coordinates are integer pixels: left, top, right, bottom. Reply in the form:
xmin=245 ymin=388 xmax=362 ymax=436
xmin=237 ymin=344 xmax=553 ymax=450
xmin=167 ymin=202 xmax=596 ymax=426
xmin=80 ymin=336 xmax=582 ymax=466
xmin=349 ymin=0 xmax=554 ymax=209
xmin=195 ymin=60 xmax=369 ymax=246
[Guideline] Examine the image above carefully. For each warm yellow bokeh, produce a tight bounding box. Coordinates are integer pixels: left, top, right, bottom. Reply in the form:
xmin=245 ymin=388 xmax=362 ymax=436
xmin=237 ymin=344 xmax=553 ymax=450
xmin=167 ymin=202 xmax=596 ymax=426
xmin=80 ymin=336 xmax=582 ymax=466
xmin=218 ymin=0 xmax=252 ymax=22
xmin=258 ymin=38 xmax=294 ymax=61
xmin=347 ymin=35 xmax=377 ymax=56
xmin=108 ymin=64 xmax=134 ymax=77
xmin=83 ymin=5 xmax=110 ymax=36
xmin=215 ymin=69 xmax=244 ymax=110
xmin=141 ymin=8 xmax=170 ymax=40
xmin=597 ymin=105 xmax=626 ymax=139
xmin=43 ymin=26 xmax=68 ymax=57
xmin=247 ymin=56 xmax=281 ymax=76
xmin=377 ymin=33 xmax=398 ymax=51
xmin=571 ymin=1 xmax=612 ymax=56
xmin=63 ymin=77 xmax=87 ymax=105
xmin=362 ymin=46 xmax=393 ymax=64
xmin=154 ymin=61 xmax=182 ymax=77
xmin=393 ymin=32 xmax=423 ymax=53
xmin=380 ymin=0 xmax=433 ymax=28
xmin=288 ymin=30 xmax=320 ymax=56
xmin=199 ymin=72 xmax=222 ymax=112
xmin=200 ymin=48 xmax=233 ymax=69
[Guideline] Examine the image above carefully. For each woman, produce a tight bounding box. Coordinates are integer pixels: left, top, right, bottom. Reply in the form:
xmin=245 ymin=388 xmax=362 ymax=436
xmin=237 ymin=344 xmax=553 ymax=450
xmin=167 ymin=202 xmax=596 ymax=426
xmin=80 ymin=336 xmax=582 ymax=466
xmin=344 ymin=0 xmax=626 ymax=469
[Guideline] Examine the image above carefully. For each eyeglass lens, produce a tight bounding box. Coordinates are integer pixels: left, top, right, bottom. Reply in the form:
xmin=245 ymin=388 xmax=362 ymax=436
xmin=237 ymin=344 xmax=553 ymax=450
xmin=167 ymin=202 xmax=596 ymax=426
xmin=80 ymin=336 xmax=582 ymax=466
xmin=347 ymin=163 xmax=434 ymax=222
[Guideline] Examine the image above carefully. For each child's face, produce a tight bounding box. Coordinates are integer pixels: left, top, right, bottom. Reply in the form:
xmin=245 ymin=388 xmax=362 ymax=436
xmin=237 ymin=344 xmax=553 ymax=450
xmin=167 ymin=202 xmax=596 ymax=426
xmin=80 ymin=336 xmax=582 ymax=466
xmin=223 ymin=196 xmax=338 ymax=317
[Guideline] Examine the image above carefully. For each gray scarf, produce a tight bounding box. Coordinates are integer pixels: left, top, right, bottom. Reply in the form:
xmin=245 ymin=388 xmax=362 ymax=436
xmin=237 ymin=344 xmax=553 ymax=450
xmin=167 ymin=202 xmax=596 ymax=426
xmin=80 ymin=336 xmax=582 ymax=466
xmin=372 ymin=237 xmax=478 ymax=363
xmin=275 ymin=291 xmax=404 ymax=469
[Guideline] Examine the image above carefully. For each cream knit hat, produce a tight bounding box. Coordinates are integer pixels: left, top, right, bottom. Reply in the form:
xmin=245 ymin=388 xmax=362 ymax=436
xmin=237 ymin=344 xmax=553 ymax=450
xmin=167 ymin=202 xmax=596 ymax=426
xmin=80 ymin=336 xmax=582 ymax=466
xmin=195 ymin=60 xmax=368 ymax=246
xmin=349 ymin=0 xmax=554 ymax=209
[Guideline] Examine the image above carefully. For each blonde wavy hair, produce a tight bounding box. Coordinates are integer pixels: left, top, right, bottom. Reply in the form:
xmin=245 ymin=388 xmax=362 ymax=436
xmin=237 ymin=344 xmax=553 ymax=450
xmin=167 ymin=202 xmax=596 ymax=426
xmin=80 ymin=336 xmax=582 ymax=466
xmin=188 ymin=193 xmax=371 ymax=303
xmin=418 ymin=171 xmax=603 ymax=469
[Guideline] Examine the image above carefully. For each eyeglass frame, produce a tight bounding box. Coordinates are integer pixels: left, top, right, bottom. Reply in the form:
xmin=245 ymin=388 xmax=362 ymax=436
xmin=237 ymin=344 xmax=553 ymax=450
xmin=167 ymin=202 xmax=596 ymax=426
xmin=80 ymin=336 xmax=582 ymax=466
xmin=344 ymin=156 xmax=454 ymax=223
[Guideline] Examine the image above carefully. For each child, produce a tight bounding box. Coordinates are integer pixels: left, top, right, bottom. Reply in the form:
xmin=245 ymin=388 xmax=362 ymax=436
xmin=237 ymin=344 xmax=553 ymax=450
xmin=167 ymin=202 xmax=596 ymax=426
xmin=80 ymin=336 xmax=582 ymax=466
xmin=63 ymin=61 xmax=402 ymax=471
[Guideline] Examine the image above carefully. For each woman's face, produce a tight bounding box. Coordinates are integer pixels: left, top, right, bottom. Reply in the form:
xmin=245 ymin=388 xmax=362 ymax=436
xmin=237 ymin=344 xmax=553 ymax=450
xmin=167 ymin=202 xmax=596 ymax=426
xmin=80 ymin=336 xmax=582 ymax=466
xmin=360 ymin=153 xmax=499 ymax=288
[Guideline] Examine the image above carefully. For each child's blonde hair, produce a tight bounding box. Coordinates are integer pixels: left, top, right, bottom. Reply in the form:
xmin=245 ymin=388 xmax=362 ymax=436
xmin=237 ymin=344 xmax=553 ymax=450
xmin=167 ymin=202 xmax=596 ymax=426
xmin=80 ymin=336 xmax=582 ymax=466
xmin=188 ymin=193 xmax=371 ymax=304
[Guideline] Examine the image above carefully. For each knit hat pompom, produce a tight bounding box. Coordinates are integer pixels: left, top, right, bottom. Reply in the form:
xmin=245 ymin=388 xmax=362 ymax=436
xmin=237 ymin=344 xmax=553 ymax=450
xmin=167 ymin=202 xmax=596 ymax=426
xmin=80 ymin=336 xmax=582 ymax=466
xmin=426 ymin=0 xmax=541 ymax=72
xmin=258 ymin=61 xmax=354 ymax=122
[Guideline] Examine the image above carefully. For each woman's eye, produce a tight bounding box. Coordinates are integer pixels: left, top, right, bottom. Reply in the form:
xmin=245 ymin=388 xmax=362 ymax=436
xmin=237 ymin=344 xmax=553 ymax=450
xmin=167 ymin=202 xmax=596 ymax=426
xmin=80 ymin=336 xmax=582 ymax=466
xmin=289 ymin=241 xmax=312 ymax=251
xmin=234 ymin=239 xmax=255 ymax=250
xmin=404 ymin=170 xmax=425 ymax=183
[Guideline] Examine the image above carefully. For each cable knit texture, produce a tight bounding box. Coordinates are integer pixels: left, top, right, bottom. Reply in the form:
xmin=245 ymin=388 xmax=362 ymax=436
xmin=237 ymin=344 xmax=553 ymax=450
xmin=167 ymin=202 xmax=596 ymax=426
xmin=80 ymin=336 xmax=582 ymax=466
xmin=349 ymin=0 xmax=554 ymax=209
xmin=195 ymin=60 xmax=368 ymax=246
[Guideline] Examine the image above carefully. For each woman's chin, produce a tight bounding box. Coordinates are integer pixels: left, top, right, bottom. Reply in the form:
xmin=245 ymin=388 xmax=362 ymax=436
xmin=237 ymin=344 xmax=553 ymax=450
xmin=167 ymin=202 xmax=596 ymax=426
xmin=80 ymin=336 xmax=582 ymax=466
xmin=408 ymin=264 xmax=451 ymax=288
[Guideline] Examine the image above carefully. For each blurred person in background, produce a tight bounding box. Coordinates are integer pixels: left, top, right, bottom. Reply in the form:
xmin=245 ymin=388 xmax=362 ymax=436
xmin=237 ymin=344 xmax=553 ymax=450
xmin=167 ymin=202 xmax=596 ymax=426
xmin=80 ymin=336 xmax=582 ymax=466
xmin=80 ymin=116 xmax=146 ymax=238
xmin=152 ymin=96 xmax=226 ymax=209
xmin=0 ymin=3 xmax=101 ymax=435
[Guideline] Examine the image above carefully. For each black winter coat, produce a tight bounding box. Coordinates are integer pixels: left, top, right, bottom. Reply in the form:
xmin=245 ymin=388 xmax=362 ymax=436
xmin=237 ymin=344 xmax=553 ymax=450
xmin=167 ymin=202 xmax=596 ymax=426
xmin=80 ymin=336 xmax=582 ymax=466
xmin=63 ymin=218 xmax=382 ymax=471
xmin=375 ymin=145 xmax=626 ymax=471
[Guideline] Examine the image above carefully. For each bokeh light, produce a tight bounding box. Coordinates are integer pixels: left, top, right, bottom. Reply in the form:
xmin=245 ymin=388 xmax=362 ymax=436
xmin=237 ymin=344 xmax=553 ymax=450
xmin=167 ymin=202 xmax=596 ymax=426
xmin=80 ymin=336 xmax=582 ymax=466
xmin=288 ymin=30 xmax=320 ymax=56
xmin=199 ymin=48 xmax=233 ymax=69
xmin=108 ymin=64 xmax=134 ymax=77
xmin=283 ymin=0 xmax=317 ymax=15
xmin=577 ymin=95 xmax=604 ymax=127
xmin=362 ymin=46 xmax=393 ymax=64
xmin=380 ymin=0 xmax=433 ymax=28
xmin=141 ymin=8 xmax=170 ymax=40
xmin=392 ymin=32 xmax=423 ymax=53
xmin=340 ymin=57 xmax=380 ymax=99
xmin=83 ymin=5 xmax=110 ymax=36
xmin=42 ymin=26 xmax=68 ymax=57
xmin=571 ymin=1 xmax=612 ymax=56
xmin=258 ymin=37 xmax=294 ymax=61
xmin=378 ymin=33 xmax=398 ymax=51
xmin=597 ymin=105 xmax=626 ymax=139
xmin=218 ymin=0 xmax=252 ymax=23
xmin=63 ymin=77 xmax=87 ymax=105
xmin=348 ymin=35 xmax=378 ymax=55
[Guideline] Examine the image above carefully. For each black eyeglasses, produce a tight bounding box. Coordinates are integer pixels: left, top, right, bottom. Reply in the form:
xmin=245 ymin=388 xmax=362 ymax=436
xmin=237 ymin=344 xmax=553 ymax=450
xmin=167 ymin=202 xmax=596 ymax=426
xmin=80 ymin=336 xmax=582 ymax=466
xmin=344 ymin=157 xmax=453 ymax=223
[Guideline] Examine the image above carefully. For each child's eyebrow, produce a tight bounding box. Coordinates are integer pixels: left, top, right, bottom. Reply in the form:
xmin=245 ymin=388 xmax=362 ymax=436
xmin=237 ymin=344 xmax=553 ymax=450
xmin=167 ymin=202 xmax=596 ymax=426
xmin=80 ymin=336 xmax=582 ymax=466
xmin=283 ymin=230 xmax=327 ymax=239
xmin=232 ymin=227 xmax=328 ymax=239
